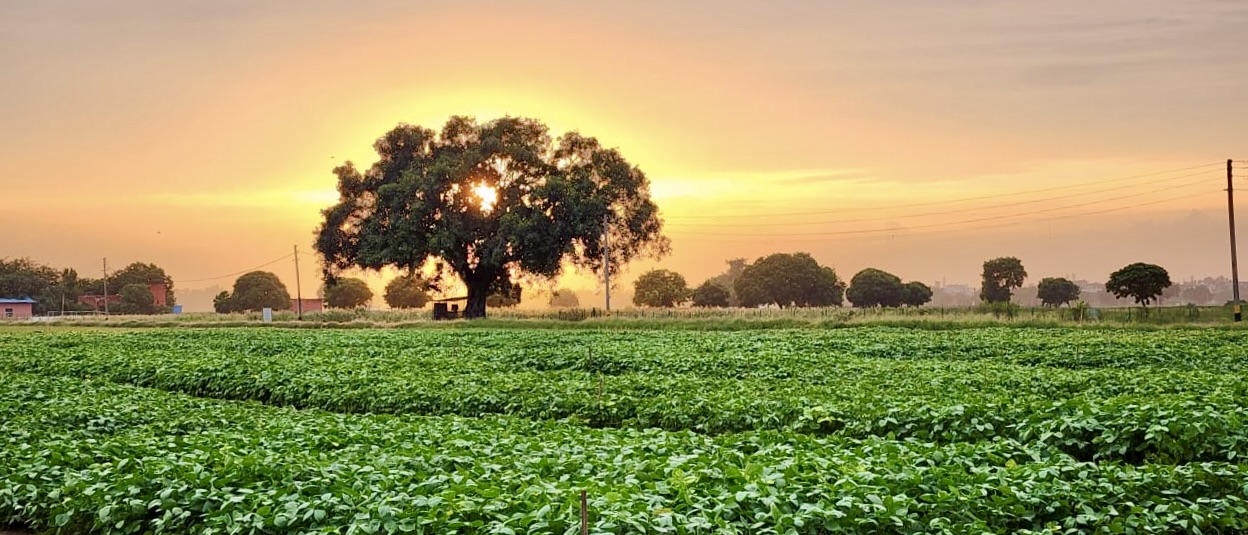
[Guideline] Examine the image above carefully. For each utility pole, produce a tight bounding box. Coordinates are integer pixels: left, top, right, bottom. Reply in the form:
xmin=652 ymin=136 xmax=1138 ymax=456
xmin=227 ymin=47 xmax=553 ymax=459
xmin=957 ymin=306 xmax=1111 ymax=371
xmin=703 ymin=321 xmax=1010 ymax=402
xmin=603 ymin=214 xmax=611 ymax=312
xmin=102 ymin=258 xmax=110 ymax=317
xmin=1229 ymin=159 xmax=1242 ymax=322
xmin=293 ymin=245 xmax=304 ymax=320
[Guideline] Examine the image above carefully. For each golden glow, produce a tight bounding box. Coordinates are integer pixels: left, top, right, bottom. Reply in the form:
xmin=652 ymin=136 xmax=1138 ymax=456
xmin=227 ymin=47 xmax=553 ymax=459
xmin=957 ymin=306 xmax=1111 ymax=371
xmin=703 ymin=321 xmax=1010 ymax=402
xmin=1 ymin=2 xmax=1241 ymax=312
xmin=472 ymin=184 xmax=498 ymax=213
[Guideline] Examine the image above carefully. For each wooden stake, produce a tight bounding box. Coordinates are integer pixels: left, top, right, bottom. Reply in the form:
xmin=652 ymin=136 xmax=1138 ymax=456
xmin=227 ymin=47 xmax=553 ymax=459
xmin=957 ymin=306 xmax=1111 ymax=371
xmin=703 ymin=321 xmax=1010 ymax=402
xmin=580 ymin=490 xmax=588 ymax=535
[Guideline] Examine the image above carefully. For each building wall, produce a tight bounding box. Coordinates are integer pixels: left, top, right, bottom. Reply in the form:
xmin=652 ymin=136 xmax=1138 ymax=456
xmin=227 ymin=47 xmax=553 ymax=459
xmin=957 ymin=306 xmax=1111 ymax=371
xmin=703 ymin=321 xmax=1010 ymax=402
xmin=1 ymin=303 xmax=33 ymax=319
xmin=289 ymin=298 xmax=324 ymax=313
xmin=147 ymin=282 xmax=168 ymax=307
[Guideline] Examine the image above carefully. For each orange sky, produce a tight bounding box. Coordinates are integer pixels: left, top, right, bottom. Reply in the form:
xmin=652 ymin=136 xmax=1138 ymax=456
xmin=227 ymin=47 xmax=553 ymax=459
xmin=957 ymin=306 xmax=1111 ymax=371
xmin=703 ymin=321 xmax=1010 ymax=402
xmin=3 ymin=1 xmax=1248 ymax=309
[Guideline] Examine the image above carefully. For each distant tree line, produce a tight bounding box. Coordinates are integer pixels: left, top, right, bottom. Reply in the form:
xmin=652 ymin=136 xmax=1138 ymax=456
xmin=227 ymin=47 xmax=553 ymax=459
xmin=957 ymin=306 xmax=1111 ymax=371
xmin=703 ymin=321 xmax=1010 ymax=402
xmin=0 ymin=257 xmax=175 ymax=315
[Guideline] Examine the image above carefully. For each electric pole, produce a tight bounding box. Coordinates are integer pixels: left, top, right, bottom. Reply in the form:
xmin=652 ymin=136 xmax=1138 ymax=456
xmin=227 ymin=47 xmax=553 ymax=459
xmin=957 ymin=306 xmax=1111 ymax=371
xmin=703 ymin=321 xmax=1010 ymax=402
xmin=1229 ymin=159 xmax=1242 ymax=322
xmin=293 ymin=245 xmax=304 ymax=320
xmin=102 ymin=258 xmax=110 ymax=317
xmin=603 ymin=214 xmax=611 ymax=312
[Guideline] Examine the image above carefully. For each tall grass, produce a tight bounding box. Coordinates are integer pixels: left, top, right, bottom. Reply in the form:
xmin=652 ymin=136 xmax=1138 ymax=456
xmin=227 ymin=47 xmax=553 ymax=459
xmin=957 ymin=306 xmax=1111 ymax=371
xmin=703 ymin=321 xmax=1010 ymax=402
xmin=6 ymin=303 xmax=1246 ymax=331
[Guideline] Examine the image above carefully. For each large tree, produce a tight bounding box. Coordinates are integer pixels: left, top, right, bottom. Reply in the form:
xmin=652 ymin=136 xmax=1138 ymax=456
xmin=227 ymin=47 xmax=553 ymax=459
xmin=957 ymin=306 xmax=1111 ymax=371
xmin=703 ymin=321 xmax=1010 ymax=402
xmin=632 ymin=269 xmax=691 ymax=308
xmin=734 ymin=253 xmax=844 ymax=308
xmin=383 ymin=274 xmax=431 ymax=309
xmin=0 ymin=259 xmax=94 ymax=315
xmin=315 ymin=116 xmax=668 ymax=319
xmin=218 ymin=271 xmax=291 ymax=312
xmin=106 ymin=262 xmax=176 ymax=306
xmin=1106 ymin=263 xmax=1172 ymax=308
xmin=324 ymin=278 xmax=373 ymax=309
xmin=846 ymin=268 xmax=904 ymax=308
xmin=980 ymin=257 xmax=1027 ymax=304
xmin=1036 ymin=277 xmax=1081 ymax=307
xmin=691 ymin=281 xmax=731 ymax=308
xmin=0 ymin=258 xmax=58 ymax=313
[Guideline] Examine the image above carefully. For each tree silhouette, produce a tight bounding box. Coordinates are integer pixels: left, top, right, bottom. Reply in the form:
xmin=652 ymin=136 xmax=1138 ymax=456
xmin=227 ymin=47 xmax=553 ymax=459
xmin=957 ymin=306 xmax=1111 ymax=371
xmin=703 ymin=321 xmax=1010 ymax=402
xmin=315 ymin=116 xmax=667 ymax=319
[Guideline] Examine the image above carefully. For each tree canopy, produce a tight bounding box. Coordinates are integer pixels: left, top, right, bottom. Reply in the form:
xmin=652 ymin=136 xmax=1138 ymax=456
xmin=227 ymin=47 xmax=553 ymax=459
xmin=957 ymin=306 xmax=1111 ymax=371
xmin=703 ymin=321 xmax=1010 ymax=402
xmin=980 ymin=257 xmax=1027 ymax=303
xmin=105 ymin=262 xmax=175 ymax=306
xmin=383 ymin=275 xmax=431 ymax=309
xmin=734 ymin=253 xmax=844 ymax=308
xmin=548 ymin=288 xmax=580 ymax=308
xmin=846 ymin=268 xmax=903 ymax=308
xmin=113 ymin=284 xmax=156 ymax=315
xmin=1106 ymin=263 xmax=1172 ymax=307
xmin=1037 ymin=277 xmax=1081 ymax=307
xmin=899 ymin=281 xmax=933 ymax=307
xmin=691 ymin=281 xmax=731 ymax=308
xmin=216 ymin=271 xmax=291 ymax=313
xmin=324 ymin=278 xmax=373 ymax=309
xmin=705 ymin=258 xmax=748 ymax=306
xmin=314 ymin=116 xmax=668 ymax=319
xmin=632 ymin=269 xmax=691 ymax=307
xmin=1 ymin=258 xmax=95 ymax=315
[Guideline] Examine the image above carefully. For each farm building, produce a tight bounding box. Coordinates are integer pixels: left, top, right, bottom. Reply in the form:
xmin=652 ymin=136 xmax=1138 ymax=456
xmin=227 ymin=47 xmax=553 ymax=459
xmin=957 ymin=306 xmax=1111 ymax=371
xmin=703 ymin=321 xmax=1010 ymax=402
xmin=80 ymin=281 xmax=169 ymax=311
xmin=289 ymin=298 xmax=324 ymax=313
xmin=0 ymin=298 xmax=35 ymax=319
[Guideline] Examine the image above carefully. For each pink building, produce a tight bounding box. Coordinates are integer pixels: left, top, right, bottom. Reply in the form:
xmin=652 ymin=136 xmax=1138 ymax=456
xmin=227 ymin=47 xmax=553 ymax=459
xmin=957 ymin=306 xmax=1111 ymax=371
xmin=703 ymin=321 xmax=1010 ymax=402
xmin=0 ymin=298 xmax=35 ymax=319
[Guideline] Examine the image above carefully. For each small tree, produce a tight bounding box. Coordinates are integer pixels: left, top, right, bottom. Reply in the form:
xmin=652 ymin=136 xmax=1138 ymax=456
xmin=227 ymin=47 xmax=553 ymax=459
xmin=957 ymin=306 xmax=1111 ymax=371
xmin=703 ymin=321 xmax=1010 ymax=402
xmin=706 ymin=258 xmax=749 ymax=306
xmin=691 ymin=281 xmax=731 ymax=308
xmin=1036 ymin=277 xmax=1081 ymax=307
xmin=980 ymin=257 xmax=1027 ymax=303
xmin=114 ymin=284 xmax=156 ymax=314
xmin=212 ymin=291 xmax=234 ymax=313
xmin=1182 ymin=285 xmax=1213 ymax=305
xmin=384 ymin=275 xmax=431 ymax=309
xmin=548 ymin=288 xmax=580 ymax=308
xmin=324 ymin=278 xmax=373 ymax=309
xmin=846 ymin=268 xmax=903 ymax=308
xmin=899 ymin=281 xmax=933 ymax=307
xmin=1106 ymin=263 xmax=1171 ymax=308
xmin=633 ymin=269 xmax=691 ymax=308
xmin=734 ymin=253 xmax=844 ymax=308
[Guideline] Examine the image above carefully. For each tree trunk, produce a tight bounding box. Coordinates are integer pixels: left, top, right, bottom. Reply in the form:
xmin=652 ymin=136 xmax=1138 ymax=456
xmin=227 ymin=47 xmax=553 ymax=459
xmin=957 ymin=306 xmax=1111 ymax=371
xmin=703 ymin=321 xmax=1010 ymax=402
xmin=464 ymin=283 xmax=488 ymax=319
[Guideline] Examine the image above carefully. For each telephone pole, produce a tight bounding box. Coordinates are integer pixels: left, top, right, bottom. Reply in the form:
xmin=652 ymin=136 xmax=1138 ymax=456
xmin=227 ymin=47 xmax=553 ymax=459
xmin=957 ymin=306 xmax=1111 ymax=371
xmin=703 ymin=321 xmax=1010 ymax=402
xmin=1229 ymin=159 xmax=1242 ymax=322
xmin=293 ymin=245 xmax=304 ymax=320
xmin=101 ymin=258 xmax=110 ymax=317
xmin=603 ymin=214 xmax=611 ymax=312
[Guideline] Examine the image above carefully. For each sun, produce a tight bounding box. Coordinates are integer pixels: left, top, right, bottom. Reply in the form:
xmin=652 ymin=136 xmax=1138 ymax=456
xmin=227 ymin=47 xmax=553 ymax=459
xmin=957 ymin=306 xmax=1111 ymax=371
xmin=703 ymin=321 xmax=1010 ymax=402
xmin=472 ymin=183 xmax=498 ymax=213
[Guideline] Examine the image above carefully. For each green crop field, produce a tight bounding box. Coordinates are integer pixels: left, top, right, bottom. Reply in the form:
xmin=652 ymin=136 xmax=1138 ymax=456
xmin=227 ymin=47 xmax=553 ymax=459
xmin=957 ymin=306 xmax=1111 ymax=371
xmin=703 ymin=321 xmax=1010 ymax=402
xmin=2 ymin=327 xmax=1248 ymax=533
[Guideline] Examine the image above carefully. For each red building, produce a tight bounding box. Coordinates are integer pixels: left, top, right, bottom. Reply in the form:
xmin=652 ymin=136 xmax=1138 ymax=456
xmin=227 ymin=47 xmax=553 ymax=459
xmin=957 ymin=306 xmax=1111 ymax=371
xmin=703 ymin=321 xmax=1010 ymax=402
xmin=289 ymin=298 xmax=324 ymax=313
xmin=80 ymin=282 xmax=169 ymax=311
xmin=0 ymin=298 xmax=35 ymax=319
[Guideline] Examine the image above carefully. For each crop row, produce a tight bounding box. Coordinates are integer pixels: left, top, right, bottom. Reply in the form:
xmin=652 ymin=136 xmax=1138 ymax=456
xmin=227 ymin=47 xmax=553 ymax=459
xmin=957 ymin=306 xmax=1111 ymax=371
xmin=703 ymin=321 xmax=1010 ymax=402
xmin=3 ymin=372 xmax=1247 ymax=534
xmin=7 ymin=327 xmax=1248 ymax=377
xmin=3 ymin=330 xmax=1247 ymax=464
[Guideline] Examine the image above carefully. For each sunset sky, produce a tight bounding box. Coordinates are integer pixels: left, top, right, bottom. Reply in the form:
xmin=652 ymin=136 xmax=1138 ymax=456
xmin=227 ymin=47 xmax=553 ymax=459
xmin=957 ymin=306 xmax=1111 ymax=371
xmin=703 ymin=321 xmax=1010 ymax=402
xmin=4 ymin=1 xmax=1248 ymax=309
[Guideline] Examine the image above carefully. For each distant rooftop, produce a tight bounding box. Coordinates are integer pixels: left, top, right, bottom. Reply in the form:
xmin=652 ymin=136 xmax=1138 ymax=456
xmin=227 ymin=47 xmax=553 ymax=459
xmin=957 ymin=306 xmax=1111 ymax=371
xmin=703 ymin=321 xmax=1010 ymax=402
xmin=0 ymin=298 xmax=36 ymax=304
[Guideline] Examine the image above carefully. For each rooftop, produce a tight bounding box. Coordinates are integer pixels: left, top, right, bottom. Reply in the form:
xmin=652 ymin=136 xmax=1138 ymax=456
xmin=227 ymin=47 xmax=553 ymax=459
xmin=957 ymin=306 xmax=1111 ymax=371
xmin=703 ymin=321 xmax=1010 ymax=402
xmin=0 ymin=298 xmax=36 ymax=304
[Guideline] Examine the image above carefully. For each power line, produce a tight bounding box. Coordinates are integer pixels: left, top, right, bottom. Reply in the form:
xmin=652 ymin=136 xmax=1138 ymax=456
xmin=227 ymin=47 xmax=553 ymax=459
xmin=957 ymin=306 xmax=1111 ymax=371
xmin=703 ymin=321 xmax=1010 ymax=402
xmin=665 ymin=169 xmax=1216 ymax=228
xmin=661 ymin=161 xmax=1223 ymax=220
xmin=668 ymin=178 xmax=1216 ymax=237
xmin=179 ymin=253 xmax=296 ymax=284
xmin=672 ymin=189 xmax=1213 ymax=243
